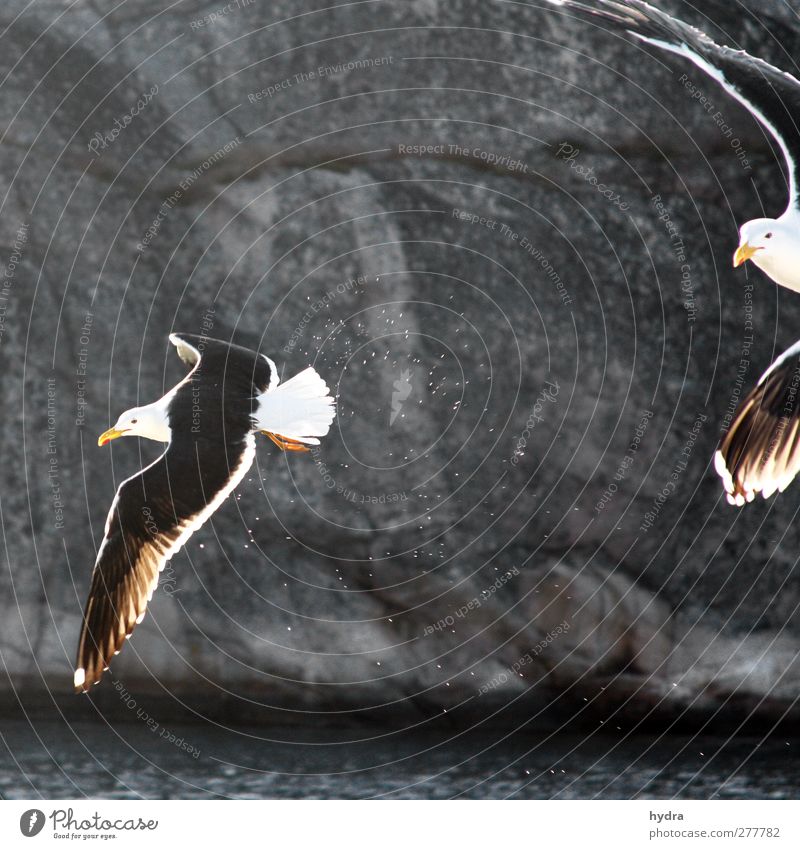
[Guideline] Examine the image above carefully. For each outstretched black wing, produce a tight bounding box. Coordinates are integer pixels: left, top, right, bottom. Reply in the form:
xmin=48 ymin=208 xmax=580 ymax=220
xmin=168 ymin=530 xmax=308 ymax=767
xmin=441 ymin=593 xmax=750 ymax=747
xmin=548 ymin=0 xmax=800 ymax=209
xmin=74 ymin=432 xmax=257 ymax=692
xmin=74 ymin=332 xmax=272 ymax=692
xmin=715 ymin=341 xmax=800 ymax=505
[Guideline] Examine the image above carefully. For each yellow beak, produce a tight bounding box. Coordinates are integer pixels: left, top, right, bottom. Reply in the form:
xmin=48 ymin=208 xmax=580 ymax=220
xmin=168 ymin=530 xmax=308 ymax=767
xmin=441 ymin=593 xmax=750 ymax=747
xmin=98 ymin=427 xmax=127 ymax=446
xmin=733 ymin=241 xmax=760 ymax=267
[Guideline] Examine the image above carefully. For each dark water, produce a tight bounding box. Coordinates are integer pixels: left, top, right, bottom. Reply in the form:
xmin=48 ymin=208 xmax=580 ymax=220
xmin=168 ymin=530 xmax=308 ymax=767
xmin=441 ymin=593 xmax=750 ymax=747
xmin=1 ymin=719 xmax=797 ymax=799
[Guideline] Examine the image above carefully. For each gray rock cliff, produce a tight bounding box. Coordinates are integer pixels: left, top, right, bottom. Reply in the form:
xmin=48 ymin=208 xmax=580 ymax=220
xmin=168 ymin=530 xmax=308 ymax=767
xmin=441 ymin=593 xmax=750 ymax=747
xmin=2 ymin=0 xmax=800 ymax=726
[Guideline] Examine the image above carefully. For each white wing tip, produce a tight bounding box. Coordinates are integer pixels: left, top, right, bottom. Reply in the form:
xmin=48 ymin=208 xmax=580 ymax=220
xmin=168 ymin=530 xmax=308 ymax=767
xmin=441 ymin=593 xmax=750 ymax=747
xmin=168 ymin=333 xmax=202 ymax=365
xmin=74 ymin=668 xmax=85 ymax=689
xmin=714 ymin=450 xmax=734 ymax=493
xmin=715 ymin=450 xmax=754 ymax=507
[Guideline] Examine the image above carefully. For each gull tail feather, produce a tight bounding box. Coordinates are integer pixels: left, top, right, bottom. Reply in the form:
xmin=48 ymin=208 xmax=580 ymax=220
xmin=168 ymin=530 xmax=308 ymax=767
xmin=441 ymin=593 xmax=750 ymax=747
xmin=256 ymin=367 xmax=336 ymax=446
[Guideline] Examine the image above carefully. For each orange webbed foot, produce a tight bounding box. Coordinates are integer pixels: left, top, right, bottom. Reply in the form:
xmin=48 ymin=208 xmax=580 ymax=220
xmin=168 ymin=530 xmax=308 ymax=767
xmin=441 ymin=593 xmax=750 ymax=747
xmin=262 ymin=431 xmax=311 ymax=452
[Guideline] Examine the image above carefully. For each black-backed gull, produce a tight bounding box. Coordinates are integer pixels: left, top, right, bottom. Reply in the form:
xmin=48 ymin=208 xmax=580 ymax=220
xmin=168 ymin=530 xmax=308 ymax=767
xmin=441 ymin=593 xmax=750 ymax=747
xmin=74 ymin=333 xmax=335 ymax=692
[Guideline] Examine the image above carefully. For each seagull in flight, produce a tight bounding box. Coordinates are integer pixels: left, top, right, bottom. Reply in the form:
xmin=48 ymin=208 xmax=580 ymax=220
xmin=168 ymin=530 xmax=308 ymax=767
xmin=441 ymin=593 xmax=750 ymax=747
xmin=74 ymin=333 xmax=336 ymax=692
xmin=547 ymin=1 xmax=800 ymax=504
xmin=547 ymin=0 xmax=800 ymax=291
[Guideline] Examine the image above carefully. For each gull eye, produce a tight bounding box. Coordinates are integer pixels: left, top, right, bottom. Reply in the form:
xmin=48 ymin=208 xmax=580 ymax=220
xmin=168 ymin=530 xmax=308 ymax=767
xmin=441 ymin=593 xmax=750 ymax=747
xmin=765 ymin=232 xmax=773 ymax=239
xmin=130 ymin=419 xmax=138 ymax=424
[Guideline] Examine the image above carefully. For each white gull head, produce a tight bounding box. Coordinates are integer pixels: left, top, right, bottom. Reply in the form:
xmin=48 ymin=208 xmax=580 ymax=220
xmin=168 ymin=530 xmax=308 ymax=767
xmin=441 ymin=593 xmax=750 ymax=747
xmin=98 ymin=402 xmax=171 ymax=446
xmin=735 ymin=212 xmax=800 ymax=294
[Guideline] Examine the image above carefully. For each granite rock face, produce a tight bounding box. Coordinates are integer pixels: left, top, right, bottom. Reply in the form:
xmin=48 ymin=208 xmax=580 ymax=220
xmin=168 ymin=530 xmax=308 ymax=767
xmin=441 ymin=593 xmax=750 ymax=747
xmin=2 ymin=0 xmax=800 ymax=725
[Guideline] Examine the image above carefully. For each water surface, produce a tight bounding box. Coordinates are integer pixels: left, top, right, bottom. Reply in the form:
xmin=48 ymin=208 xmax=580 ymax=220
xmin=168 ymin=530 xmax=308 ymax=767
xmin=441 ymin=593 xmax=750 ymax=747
xmin=1 ymin=719 xmax=795 ymax=799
